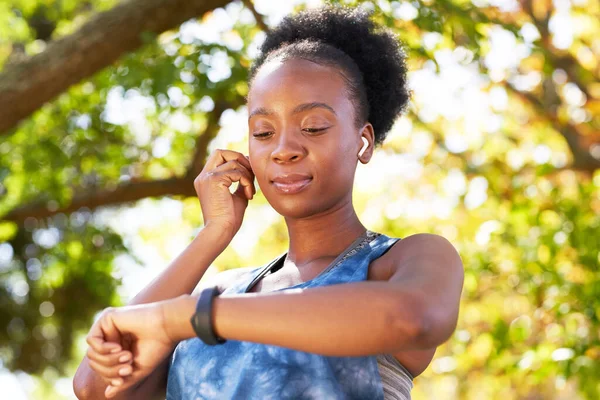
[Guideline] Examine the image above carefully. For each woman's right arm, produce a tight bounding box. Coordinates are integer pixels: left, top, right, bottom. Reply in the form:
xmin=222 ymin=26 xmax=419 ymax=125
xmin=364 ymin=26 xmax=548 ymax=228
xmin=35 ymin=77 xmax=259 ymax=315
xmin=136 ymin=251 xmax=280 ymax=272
xmin=73 ymin=149 xmax=256 ymax=399
xmin=73 ymin=223 xmax=233 ymax=400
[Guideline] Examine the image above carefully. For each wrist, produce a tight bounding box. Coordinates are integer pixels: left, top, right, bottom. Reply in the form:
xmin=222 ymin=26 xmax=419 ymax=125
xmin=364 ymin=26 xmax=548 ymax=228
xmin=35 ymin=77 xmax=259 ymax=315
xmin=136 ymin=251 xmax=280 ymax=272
xmin=161 ymin=295 xmax=197 ymax=343
xmin=199 ymin=222 xmax=234 ymax=246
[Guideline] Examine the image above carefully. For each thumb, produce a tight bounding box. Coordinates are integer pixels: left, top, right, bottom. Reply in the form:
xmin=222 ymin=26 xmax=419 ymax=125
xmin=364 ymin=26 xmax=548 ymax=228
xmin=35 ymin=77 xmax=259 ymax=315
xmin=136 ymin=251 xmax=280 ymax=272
xmin=87 ymin=315 xmax=121 ymax=354
xmin=233 ymin=181 xmax=250 ymax=201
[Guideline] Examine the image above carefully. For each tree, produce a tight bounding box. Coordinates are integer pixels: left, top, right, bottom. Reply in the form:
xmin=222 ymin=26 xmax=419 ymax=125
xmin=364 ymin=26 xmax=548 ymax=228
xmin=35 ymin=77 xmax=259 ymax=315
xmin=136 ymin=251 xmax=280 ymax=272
xmin=0 ymin=0 xmax=598 ymax=398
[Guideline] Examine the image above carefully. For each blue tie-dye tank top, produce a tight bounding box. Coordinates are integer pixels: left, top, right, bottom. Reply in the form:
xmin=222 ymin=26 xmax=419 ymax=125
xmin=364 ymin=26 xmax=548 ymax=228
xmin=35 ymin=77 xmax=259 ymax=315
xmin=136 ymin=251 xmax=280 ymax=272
xmin=166 ymin=230 xmax=403 ymax=399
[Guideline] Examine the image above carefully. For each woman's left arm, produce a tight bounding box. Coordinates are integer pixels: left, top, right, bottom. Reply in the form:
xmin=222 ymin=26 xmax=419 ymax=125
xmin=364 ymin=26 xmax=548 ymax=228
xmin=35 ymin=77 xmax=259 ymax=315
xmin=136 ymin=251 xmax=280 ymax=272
xmin=163 ymin=233 xmax=464 ymax=356
xmin=94 ymin=233 xmax=464 ymax=386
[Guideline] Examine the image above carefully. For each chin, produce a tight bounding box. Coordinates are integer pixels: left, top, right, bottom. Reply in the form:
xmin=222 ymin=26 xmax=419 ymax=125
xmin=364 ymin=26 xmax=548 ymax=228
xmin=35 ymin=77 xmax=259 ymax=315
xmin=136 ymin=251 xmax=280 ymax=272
xmin=268 ymin=198 xmax=321 ymax=219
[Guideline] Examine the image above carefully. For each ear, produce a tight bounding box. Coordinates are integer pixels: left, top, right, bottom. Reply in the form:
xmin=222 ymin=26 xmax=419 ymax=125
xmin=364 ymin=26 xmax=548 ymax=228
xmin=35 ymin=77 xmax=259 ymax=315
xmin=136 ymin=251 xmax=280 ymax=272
xmin=357 ymin=123 xmax=375 ymax=164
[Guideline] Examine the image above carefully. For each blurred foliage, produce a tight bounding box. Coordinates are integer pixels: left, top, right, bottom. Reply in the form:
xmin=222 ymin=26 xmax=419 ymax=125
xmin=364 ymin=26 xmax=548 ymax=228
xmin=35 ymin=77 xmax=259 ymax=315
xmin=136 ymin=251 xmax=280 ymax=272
xmin=0 ymin=212 xmax=126 ymax=374
xmin=0 ymin=0 xmax=599 ymax=399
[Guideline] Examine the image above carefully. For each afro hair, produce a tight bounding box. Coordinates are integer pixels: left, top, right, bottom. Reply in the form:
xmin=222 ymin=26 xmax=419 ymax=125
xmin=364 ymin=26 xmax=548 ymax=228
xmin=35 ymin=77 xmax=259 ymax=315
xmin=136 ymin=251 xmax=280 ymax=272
xmin=248 ymin=3 xmax=410 ymax=146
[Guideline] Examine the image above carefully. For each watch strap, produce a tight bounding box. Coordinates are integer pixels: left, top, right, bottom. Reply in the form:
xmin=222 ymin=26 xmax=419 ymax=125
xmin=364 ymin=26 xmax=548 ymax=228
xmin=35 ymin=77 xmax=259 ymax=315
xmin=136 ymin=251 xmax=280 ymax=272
xmin=190 ymin=286 xmax=226 ymax=345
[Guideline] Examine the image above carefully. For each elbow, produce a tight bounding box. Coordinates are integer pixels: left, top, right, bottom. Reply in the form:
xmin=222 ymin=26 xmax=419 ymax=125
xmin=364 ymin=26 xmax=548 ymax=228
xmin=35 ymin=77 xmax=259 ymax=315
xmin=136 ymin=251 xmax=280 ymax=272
xmin=388 ymin=297 xmax=426 ymax=346
xmin=73 ymin=378 xmax=91 ymax=400
xmin=413 ymin=311 xmax=434 ymax=344
xmin=407 ymin=307 xmax=457 ymax=349
xmin=389 ymin=293 xmax=447 ymax=349
xmin=407 ymin=308 xmax=430 ymax=344
xmin=73 ymin=362 xmax=100 ymax=400
xmin=73 ymin=380 xmax=106 ymax=400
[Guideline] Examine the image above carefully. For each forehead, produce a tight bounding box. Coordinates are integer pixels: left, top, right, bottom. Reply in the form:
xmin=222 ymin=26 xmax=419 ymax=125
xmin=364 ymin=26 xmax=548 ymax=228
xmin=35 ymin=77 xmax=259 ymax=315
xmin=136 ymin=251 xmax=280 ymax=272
xmin=248 ymin=58 xmax=350 ymax=112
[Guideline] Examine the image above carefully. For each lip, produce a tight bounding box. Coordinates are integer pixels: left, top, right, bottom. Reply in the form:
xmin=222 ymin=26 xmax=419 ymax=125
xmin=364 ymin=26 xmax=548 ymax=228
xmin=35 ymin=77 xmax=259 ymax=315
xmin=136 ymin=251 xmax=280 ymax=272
xmin=270 ymin=174 xmax=313 ymax=194
xmin=271 ymin=173 xmax=313 ymax=184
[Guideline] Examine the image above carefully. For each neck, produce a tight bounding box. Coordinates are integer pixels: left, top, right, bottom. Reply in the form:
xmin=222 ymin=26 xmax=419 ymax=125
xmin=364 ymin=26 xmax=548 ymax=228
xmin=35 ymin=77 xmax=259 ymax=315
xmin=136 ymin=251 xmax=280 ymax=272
xmin=282 ymin=197 xmax=367 ymax=267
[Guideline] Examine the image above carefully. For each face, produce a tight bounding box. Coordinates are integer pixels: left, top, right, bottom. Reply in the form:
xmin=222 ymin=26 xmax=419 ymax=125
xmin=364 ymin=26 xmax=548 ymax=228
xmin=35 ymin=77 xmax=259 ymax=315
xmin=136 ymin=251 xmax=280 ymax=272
xmin=247 ymin=57 xmax=372 ymax=219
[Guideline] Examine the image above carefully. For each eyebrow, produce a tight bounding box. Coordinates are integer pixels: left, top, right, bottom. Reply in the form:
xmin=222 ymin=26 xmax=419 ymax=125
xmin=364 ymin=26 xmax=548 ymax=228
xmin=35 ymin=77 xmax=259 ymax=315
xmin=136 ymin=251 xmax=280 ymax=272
xmin=248 ymin=102 xmax=337 ymax=121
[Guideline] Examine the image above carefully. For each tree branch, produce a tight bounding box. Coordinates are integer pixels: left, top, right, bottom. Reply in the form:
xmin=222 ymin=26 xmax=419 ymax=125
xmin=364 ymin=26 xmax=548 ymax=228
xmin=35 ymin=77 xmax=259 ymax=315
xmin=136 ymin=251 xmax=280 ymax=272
xmin=2 ymin=98 xmax=244 ymax=224
xmin=241 ymin=0 xmax=270 ymax=33
xmin=519 ymin=0 xmax=597 ymax=100
xmin=504 ymin=84 xmax=600 ymax=172
xmin=2 ymin=176 xmax=196 ymax=224
xmin=0 ymin=0 xmax=230 ymax=136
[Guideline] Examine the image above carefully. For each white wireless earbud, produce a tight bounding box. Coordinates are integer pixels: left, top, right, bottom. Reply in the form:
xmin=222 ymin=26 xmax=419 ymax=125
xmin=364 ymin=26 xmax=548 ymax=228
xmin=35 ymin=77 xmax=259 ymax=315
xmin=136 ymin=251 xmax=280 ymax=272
xmin=358 ymin=137 xmax=369 ymax=157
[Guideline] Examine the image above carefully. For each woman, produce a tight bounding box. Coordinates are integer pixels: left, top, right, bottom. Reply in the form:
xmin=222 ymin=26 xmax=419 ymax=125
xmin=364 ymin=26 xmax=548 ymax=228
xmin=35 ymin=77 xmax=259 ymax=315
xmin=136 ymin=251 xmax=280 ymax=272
xmin=73 ymin=4 xmax=463 ymax=400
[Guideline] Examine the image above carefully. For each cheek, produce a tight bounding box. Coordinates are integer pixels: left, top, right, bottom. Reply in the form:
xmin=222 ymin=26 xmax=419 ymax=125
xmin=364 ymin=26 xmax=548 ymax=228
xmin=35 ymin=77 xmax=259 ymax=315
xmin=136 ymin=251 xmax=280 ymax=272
xmin=318 ymin=148 xmax=355 ymax=181
xmin=247 ymin=156 xmax=268 ymax=186
xmin=248 ymin=145 xmax=263 ymax=172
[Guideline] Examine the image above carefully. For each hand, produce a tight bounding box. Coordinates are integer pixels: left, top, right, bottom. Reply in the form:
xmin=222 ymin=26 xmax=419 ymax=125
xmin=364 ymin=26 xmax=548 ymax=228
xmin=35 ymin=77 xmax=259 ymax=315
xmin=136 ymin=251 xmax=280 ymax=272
xmin=85 ymin=301 xmax=177 ymax=398
xmin=194 ymin=149 xmax=256 ymax=239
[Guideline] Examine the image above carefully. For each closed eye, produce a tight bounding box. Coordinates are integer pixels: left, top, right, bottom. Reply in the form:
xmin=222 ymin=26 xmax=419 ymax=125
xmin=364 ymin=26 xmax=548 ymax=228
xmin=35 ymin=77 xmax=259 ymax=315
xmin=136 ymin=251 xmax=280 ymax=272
xmin=303 ymin=128 xmax=327 ymax=133
xmin=252 ymin=127 xmax=329 ymax=138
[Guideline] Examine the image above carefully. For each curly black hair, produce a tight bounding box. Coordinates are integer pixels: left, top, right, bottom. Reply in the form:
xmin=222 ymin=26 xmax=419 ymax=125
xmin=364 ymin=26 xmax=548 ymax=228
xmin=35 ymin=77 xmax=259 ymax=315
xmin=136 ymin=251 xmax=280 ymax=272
xmin=247 ymin=3 xmax=410 ymax=146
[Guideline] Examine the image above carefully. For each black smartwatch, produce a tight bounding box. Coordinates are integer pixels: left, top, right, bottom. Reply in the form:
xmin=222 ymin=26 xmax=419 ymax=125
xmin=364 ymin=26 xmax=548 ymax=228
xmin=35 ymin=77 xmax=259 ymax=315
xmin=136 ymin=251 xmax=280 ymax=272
xmin=190 ymin=286 xmax=227 ymax=345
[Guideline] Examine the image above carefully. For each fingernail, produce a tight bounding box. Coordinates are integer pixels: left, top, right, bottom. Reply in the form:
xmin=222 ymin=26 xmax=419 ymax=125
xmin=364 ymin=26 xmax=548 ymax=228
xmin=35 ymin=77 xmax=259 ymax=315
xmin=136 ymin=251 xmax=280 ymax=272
xmin=119 ymin=367 xmax=131 ymax=376
xmin=119 ymin=354 xmax=130 ymax=363
xmin=111 ymin=379 xmax=122 ymax=387
xmin=110 ymin=347 xmax=121 ymax=354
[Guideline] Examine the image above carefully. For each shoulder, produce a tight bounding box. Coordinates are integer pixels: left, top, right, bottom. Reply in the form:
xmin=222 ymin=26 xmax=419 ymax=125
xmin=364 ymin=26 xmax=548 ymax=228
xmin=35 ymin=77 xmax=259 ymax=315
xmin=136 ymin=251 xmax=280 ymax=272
xmin=391 ymin=232 xmax=458 ymax=254
xmin=383 ymin=233 xmax=462 ymax=274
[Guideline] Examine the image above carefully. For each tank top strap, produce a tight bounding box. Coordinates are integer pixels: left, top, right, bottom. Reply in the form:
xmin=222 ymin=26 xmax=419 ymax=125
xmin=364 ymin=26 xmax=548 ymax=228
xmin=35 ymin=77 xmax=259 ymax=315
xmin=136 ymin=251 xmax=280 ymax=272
xmin=314 ymin=232 xmax=401 ymax=287
xmin=220 ymin=265 xmax=270 ymax=295
xmin=363 ymin=232 xmax=402 ymax=263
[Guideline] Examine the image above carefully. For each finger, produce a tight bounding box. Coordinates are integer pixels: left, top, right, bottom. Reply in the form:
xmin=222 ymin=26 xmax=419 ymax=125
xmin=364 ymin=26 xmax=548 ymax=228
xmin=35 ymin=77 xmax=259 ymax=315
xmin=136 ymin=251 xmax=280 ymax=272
xmin=88 ymin=357 xmax=133 ymax=379
xmin=86 ymin=316 xmax=122 ymax=355
xmin=205 ymin=149 xmax=252 ymax=172
xmin=212 ymin=159 xmax=254 ymax=179
xmin=100 ymin=310 xmax=123 ymax=345
xmin=234 ymin=179 xmax=251 ymax=200
xmin=88 ymin=358 xmax=133 ymax=380
xmin=105 ymin=372 xmax=142 ymax=398
xmin=110 ymin=378 xmax=124 ymax=388
xmin=106 ymin=385 xmax=118 ymax=399
xmin=199 ymin=159 xmax=256 ymax=198
xmin=203 ymin=161 xmax=255 ymax=195
xmin=238 ymin=154 xmax=253 ymax=172
xmin=87 ymin=348 xmax=133 ymax=367
xmin=105 ymin=381 xmax=133 ymax=399
xmin=213 ymin=168 xmax=254 ymax=200
xmin=220 ymin=162 xmax=255 ymax=197
xmin=209 ymin=161 xmax=254 ymax=191
xmin=86 ymin=335 xmax=121 ymax=356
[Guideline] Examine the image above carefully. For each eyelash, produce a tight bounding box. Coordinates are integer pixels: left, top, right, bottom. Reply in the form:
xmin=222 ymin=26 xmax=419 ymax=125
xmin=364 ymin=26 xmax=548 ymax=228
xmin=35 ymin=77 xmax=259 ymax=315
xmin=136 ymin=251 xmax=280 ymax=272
xmin=253 ymin=128 xmax=328 ymax=138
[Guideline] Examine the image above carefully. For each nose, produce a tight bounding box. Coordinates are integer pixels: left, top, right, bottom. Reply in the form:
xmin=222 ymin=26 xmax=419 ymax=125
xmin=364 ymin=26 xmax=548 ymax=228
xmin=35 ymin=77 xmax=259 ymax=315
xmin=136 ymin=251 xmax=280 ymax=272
xmin=271 ymin=130 xmax=305 ymax=163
